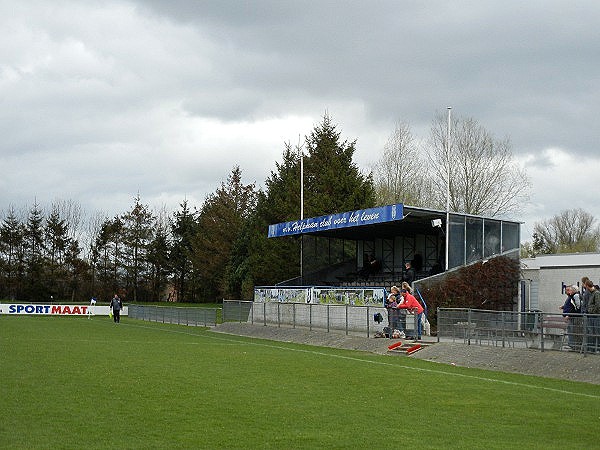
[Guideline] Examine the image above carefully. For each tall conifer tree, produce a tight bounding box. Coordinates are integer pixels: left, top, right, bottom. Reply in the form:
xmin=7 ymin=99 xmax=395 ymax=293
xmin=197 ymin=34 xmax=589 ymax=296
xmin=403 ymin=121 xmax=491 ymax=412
xmin=192 ymin=167 xmax=257 ymax=301
xmin=229 ymin=115 xmax=375 ymax=297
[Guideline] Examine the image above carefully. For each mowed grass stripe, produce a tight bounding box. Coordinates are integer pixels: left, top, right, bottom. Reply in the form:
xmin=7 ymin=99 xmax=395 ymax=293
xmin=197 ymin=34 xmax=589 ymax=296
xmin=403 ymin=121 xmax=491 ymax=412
xmin=119 ymin=321 xmax=600 ymax=400
xmin=1 ymin=316 xmax=598 ymax=449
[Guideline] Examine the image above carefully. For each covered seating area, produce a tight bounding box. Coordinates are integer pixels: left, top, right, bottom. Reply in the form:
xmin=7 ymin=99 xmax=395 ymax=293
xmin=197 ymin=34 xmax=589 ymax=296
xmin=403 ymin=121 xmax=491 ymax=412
xmin=267 ymin=203 xmax=521 ymax=288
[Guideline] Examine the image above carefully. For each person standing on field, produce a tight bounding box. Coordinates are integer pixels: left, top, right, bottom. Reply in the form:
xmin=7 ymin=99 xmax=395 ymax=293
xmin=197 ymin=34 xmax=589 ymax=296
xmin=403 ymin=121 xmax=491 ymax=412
xmin=88 ymin=297 xmax=96 ymax=319
xmin=110 ymin=294 xmax=122 ymax=323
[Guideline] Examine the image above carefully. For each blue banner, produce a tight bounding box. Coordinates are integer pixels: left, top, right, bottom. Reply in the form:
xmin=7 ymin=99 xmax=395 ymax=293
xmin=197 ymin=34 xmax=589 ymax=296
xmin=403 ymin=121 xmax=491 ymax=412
xmin=268 ymin=204 xmax=404 ymax=238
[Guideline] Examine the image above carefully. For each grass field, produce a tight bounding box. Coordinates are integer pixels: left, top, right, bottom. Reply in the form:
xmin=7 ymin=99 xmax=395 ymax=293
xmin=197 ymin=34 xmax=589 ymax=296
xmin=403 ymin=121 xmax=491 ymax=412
xmin=1 ymin=316 xmax=599 ymax=449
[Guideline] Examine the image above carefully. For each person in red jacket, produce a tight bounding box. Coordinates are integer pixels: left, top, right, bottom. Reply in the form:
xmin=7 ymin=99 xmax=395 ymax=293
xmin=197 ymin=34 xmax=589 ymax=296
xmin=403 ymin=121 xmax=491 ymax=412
xmin=398 ymin=289 xmax=424 ymax=339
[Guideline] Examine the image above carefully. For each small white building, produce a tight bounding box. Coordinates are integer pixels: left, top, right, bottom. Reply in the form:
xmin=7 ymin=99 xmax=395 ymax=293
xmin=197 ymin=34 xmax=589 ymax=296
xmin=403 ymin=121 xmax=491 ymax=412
xmin=520 ymin=253 xmax=600 ymax=313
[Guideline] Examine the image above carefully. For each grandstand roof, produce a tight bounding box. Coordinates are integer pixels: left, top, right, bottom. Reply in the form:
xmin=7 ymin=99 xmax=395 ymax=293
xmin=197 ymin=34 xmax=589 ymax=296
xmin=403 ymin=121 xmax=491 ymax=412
xmin=268 ymin=203 xmax=520 ymax=241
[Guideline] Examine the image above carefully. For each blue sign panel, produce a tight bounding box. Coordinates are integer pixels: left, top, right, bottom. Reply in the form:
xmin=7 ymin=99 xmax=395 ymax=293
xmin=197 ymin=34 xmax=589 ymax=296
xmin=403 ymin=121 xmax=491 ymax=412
xmin=268 ymin=204 xmax=404 ymax=238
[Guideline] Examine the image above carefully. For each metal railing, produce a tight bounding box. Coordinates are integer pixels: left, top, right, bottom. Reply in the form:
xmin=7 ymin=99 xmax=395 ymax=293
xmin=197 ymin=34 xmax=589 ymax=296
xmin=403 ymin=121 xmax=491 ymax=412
xmin=222 ymin=299 xmax=422 ymax=338
xmin=437 ymin=308 xmax=600 ymax=355
xmin=127 ymin=302 xmax=600 ymax=356
xmin=128 ymin=304 xmax=218 ymax=327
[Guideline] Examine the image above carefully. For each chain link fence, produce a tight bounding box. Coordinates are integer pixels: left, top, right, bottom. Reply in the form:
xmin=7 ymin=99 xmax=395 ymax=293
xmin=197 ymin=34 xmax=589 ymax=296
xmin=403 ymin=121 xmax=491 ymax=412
xmin=128 ymin=302 xmax=600 ymax=356
xmin=437 ymin=308 xmax=600 ymax=355
xmin=222 ymin=299 xmax=422 ymax=338
xmin=128 ymin=304 xmax=218 ymax=327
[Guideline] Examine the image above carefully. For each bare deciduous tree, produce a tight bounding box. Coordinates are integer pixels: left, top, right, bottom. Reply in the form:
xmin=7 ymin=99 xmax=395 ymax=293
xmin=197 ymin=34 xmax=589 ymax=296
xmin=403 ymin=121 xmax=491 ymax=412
xmin=52 ymin=200 xmax=84 ymax=254
xmin=533 ymin=208 xmax=600 ymax=253
xmin=373 ymin=114 xmax=530 ymax=217
xmin=428 ymin=113 xmax=530 ymax=216
xmin=371 ymin=122 xmax=432 ymax=206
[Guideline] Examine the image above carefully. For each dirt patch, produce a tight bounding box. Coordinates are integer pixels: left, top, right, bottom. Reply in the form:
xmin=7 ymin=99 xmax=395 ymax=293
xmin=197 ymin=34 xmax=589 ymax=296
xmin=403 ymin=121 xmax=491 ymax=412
xmin=212 ymin=322 xmax=600 ymax=385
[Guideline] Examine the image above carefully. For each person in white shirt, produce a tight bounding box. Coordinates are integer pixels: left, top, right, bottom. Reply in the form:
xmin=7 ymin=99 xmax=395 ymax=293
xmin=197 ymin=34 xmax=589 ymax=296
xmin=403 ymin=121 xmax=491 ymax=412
xmin=88 ymin=297 xmax=97 ymax=319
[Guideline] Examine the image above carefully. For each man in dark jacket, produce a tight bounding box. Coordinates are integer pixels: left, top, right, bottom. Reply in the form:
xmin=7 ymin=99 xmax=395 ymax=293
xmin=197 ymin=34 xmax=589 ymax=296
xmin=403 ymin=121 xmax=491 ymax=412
xmin=560 ymin=285 xmax=581 ymax=315
xmin=585 ymin=280 xmax=600 ymax=352
xmin=110 ymin=294 xmax=122 ymax=323
xmin=402 ymin=261 xmax=415 ymax=285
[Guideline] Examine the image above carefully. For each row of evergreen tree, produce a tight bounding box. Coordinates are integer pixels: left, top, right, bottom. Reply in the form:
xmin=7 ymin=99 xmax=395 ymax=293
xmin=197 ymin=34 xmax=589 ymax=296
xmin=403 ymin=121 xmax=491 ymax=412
xmin=0 ymin=116 xmax=375 ymax=303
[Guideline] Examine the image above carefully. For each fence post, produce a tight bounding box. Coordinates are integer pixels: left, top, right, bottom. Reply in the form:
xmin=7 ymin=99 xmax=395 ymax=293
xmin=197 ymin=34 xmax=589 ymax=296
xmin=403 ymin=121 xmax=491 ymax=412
xmin=501 ymin=312 xmax=506 ymax=348
xmin=345 ymin=304 xmax=349 ymax=335
xmin=277 ymin=302 xmax=281 ymax=328
xmin=327 ymin=304 xmax=330 ymax=333
xmin=467 ymin=309 xmax=472 ymax=345
xmin=540 ymin=312 xmax=546 ymax=352
xmin=366 ymin=306 xmax=370 ymax=338
xmin=437 ymin=307 xmax=440 ymax=343
xmin=583 ymin=314 xmax=588 ymax=356
xmin=309 ymin=303 xmax=313 ymax=331
xmin=293 ymin=303 xmax=296 ymax=329
xmin=263 ymin=302 xmax=266 ymax=327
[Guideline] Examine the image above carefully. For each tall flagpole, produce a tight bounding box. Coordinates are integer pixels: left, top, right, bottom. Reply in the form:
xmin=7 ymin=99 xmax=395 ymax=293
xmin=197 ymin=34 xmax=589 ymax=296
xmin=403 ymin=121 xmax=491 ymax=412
xmin=300 ymin=146 xmax=304 ymax=221
xmin=445 ymin=107 xmax=452 ymax=271
xmin=300 ymin=140 xmax=304 ymax=284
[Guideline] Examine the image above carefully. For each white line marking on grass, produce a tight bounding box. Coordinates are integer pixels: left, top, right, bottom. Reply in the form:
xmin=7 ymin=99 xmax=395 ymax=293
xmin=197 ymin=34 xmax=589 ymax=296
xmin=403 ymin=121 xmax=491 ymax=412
xmin=214 ymin=338 xmax=600 ymax=399
xmin=116 ymin=322 xmax=600 ymax=399
xmin=284 ymin=348 xmax=600 ymax=400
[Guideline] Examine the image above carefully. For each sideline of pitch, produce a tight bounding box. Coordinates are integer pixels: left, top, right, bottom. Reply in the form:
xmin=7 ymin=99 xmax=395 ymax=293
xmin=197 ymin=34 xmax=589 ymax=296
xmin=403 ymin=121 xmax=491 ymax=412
xmin=116 ymin=319 xmax=600 ymax=400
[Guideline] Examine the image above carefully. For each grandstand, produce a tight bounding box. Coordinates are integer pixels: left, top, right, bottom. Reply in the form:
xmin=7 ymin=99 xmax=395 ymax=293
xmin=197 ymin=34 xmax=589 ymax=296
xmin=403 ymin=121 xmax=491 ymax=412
xmin=267 ymin=203 xmax=520 ymax=289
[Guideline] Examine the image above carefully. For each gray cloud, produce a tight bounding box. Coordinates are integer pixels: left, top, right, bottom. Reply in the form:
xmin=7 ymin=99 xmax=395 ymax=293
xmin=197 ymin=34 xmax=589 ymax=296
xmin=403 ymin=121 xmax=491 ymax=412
xmin=137 ymin=1 xmax=600 ymax=153
xmin=1 ymin=0 xmax=599 ymax=238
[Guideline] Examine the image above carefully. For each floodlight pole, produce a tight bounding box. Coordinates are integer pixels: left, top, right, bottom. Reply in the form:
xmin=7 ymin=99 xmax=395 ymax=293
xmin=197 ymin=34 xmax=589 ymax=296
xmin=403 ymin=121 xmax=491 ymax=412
xmin=445 ymin=106 xmax=452 ymax=271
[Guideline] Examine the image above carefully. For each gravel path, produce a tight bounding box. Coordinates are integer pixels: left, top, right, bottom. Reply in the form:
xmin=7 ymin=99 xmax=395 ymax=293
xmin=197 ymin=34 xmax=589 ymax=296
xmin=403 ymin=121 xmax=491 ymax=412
xmin=212 ymin=322 xmax=600 ymax=385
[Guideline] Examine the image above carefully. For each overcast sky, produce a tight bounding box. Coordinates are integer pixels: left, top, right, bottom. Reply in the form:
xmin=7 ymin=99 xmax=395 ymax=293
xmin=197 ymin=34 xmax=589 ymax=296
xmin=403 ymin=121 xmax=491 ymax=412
xmin=2 ymin=0 xmax=599 ymax=242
